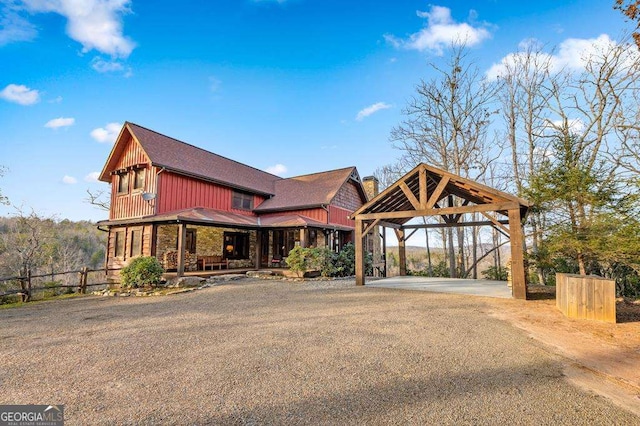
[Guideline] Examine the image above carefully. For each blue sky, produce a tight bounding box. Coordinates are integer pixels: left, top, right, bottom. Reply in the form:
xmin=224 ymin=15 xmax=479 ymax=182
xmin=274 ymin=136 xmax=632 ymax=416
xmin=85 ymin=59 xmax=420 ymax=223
xmin=0 ymin=0 xmax=631 ymax=222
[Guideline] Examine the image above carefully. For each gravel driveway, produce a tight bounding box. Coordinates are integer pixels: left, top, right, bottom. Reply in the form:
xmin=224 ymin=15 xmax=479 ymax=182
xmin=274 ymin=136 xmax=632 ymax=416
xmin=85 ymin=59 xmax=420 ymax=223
xmin=1 ymin=279 xmax=637 ymax=425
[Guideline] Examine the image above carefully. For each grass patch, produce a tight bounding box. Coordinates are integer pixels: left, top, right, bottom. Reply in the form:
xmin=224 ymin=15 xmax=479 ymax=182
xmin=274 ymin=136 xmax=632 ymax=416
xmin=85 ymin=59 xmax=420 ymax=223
xmin=0 ymin=292 xmax=85 ymax=309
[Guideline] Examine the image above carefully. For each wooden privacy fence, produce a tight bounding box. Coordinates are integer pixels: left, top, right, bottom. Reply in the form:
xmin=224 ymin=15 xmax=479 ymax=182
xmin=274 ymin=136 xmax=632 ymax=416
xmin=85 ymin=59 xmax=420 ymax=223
xmin=556 ymin=273 xmax=616 ymax=323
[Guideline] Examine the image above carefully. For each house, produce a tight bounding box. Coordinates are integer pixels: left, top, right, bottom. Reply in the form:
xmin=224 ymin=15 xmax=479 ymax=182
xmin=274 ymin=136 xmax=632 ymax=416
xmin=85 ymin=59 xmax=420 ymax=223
xmin=97 ymin=122 xmax=377 ymax=278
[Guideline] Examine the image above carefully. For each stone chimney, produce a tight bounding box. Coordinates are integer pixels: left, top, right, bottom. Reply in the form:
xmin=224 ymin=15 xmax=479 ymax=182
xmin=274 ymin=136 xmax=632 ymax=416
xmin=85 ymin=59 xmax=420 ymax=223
xmin=362 ymin=176 xmax=379 ymax=201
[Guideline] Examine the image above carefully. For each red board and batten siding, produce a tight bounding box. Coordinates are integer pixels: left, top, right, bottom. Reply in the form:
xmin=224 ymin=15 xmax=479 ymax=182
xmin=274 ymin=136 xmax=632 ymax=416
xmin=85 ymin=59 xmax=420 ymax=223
xmin=259 ymin=208 xmax=328 ymax=223
xmin=109 ymin=137 xmax=156 ymax=220
xmin=328 ymin=205 xmax=355 ymax=228
xmin=115 ymin=135 xmax=148 ymax=169
xmin=157 ymin=172 xmax=263 ymax=216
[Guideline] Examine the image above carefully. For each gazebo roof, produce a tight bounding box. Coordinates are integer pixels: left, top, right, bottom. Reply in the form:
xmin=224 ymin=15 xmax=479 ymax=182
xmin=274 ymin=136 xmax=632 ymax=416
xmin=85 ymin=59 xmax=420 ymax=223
xmin=350 ymin=163 xmax=531 ymax=227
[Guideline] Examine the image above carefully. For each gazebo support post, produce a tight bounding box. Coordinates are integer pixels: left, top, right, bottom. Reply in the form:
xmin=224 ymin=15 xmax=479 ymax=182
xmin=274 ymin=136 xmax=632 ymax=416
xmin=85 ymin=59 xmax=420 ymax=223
xmin=355 ymin=218 xmax=365 ymax=286
xmin=381 ymin=226 xmax=387 ymax=277
xmin=508 ymin=208 xmax=527 ymax=299
xmin=395 ymin=228 xmax=407 ymax=276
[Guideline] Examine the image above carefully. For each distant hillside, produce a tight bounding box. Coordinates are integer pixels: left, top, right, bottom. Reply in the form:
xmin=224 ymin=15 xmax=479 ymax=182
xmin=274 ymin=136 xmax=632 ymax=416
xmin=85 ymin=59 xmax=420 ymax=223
xmin=383 ymin=245 xmax=510 ymax=278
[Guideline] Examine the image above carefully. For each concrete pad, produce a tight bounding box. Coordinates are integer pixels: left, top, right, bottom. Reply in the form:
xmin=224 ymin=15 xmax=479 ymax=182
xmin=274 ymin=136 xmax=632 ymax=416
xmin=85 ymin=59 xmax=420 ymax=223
xmin=366 ymin=276 xmax=513 ymax=299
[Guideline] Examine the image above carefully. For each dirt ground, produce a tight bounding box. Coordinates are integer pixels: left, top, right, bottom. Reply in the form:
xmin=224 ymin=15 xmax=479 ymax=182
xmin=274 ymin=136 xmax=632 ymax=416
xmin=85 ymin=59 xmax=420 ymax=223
xmin=484 ymin=285 xmax=640 ymax=416
xmin=0 ymin=279 xmax=638 ymax=424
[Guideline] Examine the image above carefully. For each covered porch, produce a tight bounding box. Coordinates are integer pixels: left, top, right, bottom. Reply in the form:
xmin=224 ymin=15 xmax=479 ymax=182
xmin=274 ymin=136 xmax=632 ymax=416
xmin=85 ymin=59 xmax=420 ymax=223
xmin=102 ymin=207 xmax=355 ymax=279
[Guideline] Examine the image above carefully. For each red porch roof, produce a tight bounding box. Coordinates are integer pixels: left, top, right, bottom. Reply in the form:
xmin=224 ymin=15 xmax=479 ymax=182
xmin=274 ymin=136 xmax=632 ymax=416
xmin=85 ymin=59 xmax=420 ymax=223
xmin=97 ymin=207 xmax=353 ymax=231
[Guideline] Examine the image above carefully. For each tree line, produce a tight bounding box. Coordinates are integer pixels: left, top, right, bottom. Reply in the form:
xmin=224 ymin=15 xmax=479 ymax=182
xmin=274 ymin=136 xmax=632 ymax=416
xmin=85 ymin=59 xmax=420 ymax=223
xmin=376 ymin=37 xmax=640 ymax=297
xmin=0 ymin=210 xmax=107 ymax=283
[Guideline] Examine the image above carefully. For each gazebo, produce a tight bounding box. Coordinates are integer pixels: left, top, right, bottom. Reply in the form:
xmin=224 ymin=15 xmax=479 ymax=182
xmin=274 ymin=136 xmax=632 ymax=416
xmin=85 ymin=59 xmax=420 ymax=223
xmin=350 ymin=164 xmax=532 ymax=299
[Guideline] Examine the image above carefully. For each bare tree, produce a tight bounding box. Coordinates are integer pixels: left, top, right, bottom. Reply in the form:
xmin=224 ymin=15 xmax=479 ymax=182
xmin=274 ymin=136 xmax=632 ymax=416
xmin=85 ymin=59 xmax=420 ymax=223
xmin=86 ymin=188 xmax=111 ymax=211
xmin=0 ymin=208 xmax=55 ymax=301
xmin=495 ymin=42 xmax=556 ymax=284
xmin=390 ymin=44 xmax=500 ymax=277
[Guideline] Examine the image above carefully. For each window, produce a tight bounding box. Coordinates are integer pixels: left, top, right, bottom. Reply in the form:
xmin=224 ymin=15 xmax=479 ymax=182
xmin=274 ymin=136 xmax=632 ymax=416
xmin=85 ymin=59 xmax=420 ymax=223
xmin=130 ymin=229 xmax=142 ymax=257
xmin=117 ymin=172 xmax=129 ymax=194
xmin=232 ymin=191 xmax=253 ymax=210
xmin=223 ymin=232 xmax=249 ymax=259
xmin=272 ymin=229 xmax=299 ymax=257
xmin=186 ymin=228 xmax=197 ymax=253
xmin=115 ymin=230 xmax=125 ymax=258
xmin=133 ymin=168 xmax=145 ymax=191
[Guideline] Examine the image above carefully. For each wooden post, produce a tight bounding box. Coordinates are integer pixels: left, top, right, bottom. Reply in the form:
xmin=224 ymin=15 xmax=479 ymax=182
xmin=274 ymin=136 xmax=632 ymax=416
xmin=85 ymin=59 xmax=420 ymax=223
xmin=355 ymin=218 xmax=365 ymax=286
xmin=150 ymin=224 xmax=158 ymax=258
xmin=299 ymin=228 xmax=306 ymax=248
xmin=78 ymin=267 xmax=88 ymax=294
xmin=508 ymin=208 xmax=527 ymax=299
xmin=381 ymin=226 xmax=387 ymax=277
xmin=177 ymin=223 xmax=187 ymax=277
xmin=448 ymin=196 xmax=456 ymax=278
xmin=395 ymin=228 xmax=407 ymax=276
xmin=255 ymin=230 xmax=262 ymax=269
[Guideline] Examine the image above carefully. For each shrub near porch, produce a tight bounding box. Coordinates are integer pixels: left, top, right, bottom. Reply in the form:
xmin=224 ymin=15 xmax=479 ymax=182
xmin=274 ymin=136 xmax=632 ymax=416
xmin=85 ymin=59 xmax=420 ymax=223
xmin=285 ymin=243 xmax=372 ymax=278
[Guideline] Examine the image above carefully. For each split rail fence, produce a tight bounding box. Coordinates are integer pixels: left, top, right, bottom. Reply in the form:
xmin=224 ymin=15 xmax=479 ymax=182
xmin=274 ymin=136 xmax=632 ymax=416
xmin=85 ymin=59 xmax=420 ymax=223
xmin=0 ymin=268 xmax=120 ymax=303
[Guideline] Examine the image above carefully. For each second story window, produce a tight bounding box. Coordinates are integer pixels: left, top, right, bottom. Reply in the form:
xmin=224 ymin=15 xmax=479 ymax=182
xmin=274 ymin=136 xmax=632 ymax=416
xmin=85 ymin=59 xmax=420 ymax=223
xmin=133 ymin=168 xmax=145 ymax=191
xmin=232 ymin=191 xmax=253 ymax=210
xmin=117 ymin=172 xmax=129 ymax=194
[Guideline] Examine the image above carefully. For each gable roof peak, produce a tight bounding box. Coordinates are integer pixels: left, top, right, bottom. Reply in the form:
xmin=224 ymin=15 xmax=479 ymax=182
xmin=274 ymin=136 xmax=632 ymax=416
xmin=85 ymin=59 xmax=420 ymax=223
xmin=126 ymin=122 xmax=284 ymax=181
xmin=99 ymin=122 xmax=282 ymax=195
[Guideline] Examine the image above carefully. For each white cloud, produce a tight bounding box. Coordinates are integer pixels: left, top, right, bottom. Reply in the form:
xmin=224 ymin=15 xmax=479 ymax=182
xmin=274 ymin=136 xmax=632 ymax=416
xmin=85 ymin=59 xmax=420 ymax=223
xmin=21 ymin=0 xmax=136 ymax=57
xmin=45 ymin=117 xmax=75 ymax=128
xmin=487 ymin=34 xmax=628 ymax=80
xmin=62 ymin=175 xmax=77 ymax=184
xmin=356 ymin=102 xmax=391 ymax=121
xmin=84 ymin=171 xmax=100 ymax=182
xmin=0 ymin=83 xmax=40 ymax=105
xmin=549 ymin=118 xmax=585 ymax=134
xmin=552 ymin=34 xmax=619 ymax=71
xmin=91 ymin=57 xmax=123 ymax=72
xmin=266 ymin=164 xmax=287 ymax=176
xmin=385 ymin=5 xmax=491 ymax=55
xmin=90 ymin=122 xmax=122 ymax=143
xmin=0 ymin=2 xmax=37 ymax=45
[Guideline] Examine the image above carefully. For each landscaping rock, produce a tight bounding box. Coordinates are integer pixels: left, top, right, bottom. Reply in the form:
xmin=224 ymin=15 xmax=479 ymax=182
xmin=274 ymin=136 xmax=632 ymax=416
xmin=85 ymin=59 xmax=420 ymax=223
xmin=166 ymin=276 xmax=205 ymax=288
xmin=246 ymin=270 xmax=273 ymax=278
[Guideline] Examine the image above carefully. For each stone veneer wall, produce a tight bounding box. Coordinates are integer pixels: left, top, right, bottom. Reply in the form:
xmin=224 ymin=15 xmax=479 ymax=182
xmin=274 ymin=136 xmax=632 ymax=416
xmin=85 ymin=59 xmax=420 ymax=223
xmin=156 ymin=224 xmax=178 ymax=263
xmin=156 ymin=225 xmax=257 ymax=269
